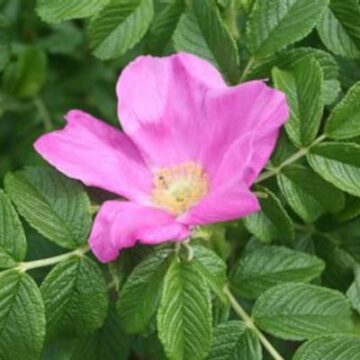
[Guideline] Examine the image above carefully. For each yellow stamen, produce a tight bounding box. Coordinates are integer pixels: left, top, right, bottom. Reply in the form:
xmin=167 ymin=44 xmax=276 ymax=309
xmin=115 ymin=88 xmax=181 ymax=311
xmin=151 ymin=161 xmax=208 ymax=215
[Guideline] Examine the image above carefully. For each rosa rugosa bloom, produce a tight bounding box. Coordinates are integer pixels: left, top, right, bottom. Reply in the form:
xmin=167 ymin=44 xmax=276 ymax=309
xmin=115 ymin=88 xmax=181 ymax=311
xmin=34 ymin=53 xmax=288 ymax=262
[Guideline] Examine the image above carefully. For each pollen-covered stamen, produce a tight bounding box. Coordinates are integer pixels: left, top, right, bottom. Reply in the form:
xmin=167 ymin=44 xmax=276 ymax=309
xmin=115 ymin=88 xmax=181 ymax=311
xmin=151 ymin=162 xmax=208 ymax=215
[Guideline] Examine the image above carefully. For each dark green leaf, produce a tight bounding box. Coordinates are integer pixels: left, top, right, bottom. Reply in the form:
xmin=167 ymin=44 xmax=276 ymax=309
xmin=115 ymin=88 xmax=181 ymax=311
xmin=0 ymin=270 xmax=45 ymax=360
xmin=293 ymin=336 xmax=360 ymax=360
xmin=157 ymin=259 xmax=213 ymax=360
xmin=247 ymin=0 xmax=329 ymax=57
xmin=89 ymin=0 xmax=154 ymax=60
xmin=347 ymin=268 xmax=360 ymax=315
xmin=325 ymin=81 xmax=360 ymax=139
xmin=5 ymin=166 xmax=92 ymax=249
xmin=231 ymin=246 xmax=324 ymax=299
xmin=0 ymin=190 xmax=26 ymax=268
xmin=317 ymin=0 xmax=360 ymax=59
xmin=40 ymin=256 xmax=108 ymax=338
xmin=278 ymin=164 xmax=345 ymax=223
xmin=307 ymin=142 xmax=360 ymax=197
xmin=192 ymin=0 xmax=240 ymax=83
xmin=273 ymin=57 xmax=323 ymax=147
xmin=192 ymin=245 xmax=227 ymax=302
xmin=243 ymin=187 xmax=294 ymax=243
xmin=0 ymin=15 xmax=11 ymax=71
xmin=146 ymin=0 xmax=184 ymax=55
xmin=2 ymin=46 xmax=47 ymax=98
xmin=253 ymin=282 xmax=354 ymax=340
xmin=36 ymin=0 xmax=109 ymax=23
xmin=116 ymin=248 xmax=173 ymax=334
xmin=173 ymin=11 xmax=216 ymax=65
xmin=207 ymin=321 xmax=261 ymax=360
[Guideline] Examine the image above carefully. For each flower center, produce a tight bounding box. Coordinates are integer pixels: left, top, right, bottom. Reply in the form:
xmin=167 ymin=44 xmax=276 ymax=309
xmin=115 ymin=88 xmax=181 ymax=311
xmin=151 ymin=161 xmax=209 ymax=215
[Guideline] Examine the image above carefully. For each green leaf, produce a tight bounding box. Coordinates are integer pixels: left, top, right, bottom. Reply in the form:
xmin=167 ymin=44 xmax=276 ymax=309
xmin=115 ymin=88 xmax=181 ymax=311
xmin=173 ymin=11 xmax=216 ymax=65
xmin=4 ymin=166 xmax=92 ymax=249
xmin=192 ymin=0 xmax=240 ymax=84
xmin=146 ymin=0 xmax=184 ymax=55
xmin=36 ymin=0 xmax=109 ymax=23
xmin=157 ymin=259 xmax=213 ymax=360
xmin=71 ymin=309 xmax=131 ymax=360
xmin=0 ymin=15 xmax=11 ymax=71
xmin=293 ymin=336 xmax=360 ymax=360
xmin=40 ymin=256 xmax=108 ymax=338
xmin=307 ymin=142 xmax=360 ymax=197
xmin=207 ymin=320 xmax=261 ymax=360
xmin=277 ymin=164 xmax=345 ymax=223
xmin=247 ymin=0 xmax=329 ymax=58
xmin=253 ymin=282 xmax=354 ymax=340
xmin=243 ymin=187 xmax=294 ymax=243
xmin=0 ymin=270 xmax=45 ymax=360
xmin=2 ymin=46 xmax=47 ymax=98
xmin=325 ymin=82 xmax=360 ymax=139
xmin=317 ymin=0 xmax=360 ymax=59
xmin=347 ymin=268 xmax=360 ymax=315
xmin=0 ymin=190 xmax=26 ymax=268
xmin=231 ymin=246 xmax=325 ymax=299
xmin=89 ymin=0 xmax=154 ymax=60
xmin=192 ymin=245 xmax=227 ymax=302
xmin=116 ymin=248 xmax=174 ymax=334
xmin=272 ymin=57 xmax=324 ymax=147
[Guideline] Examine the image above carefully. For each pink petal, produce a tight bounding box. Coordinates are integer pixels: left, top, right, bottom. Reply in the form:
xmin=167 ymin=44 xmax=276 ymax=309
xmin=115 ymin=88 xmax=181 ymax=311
xmin=89 ymin=201 xmax=190 ymax=263
xmin=200 ymin=80 xmax=289 ymax=181
xmin=117 ymin=52 xmax=226 ymax=169
xmin=178 ymin=181 xmax=260 ymax=226
xmin=34 ymin=110 xmax=152 ymax=202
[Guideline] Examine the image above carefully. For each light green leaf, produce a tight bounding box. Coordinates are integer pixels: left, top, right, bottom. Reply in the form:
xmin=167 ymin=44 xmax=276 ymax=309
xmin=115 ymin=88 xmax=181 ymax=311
xmin=293 ymin=336 xmax=360 ymax=360
xmin=325 ymin=82 xmax=360 ymax=139
xmin=192 ymin=0 xmax=240 ymax=84
xmin=36 ymin=0 xmax=109 ymax=23
xmin=116 ymin=248 xmax=174 ymax=334
xmin=317 ymin=0 xmax=360 ymax=59
xmin=347 ymin=268 xmax=360 ymax=314
xmin=146 ymin=0 xmax=184 ymax=55
xmin=89 ymin=0 xmax=154 ymax=60
xmin=207 ymin=320 xmax=261 ymax=360
xmin=192 ymin=245 xmax=227 ymax=302
xmin=40 ymin=256 xmax=108 ymax=338
xmin=158 ymin=259 xmax=212 ymax=360
xmin=0 ymin=270 xmax=45 ymax=360
xmin=247 ymin=0 xmax=329 ymax=58
xmin=273 ymin=57 xmax=323 ymax=147
xmin=243 ymin=187 xmax=294 ymax=243
xmin=231 ymin=246 xmax=324 ymax=299
xmin=4 ymin=166 xmax=92 ymax=249
xmin=0 ymin=190 xmax=26 ymax=268
xmin=277 ymin=165 xmax=345 ymax=223
xmin=2 ymin=46 xmax=47 ymax=98
xmin=253 ymin=282 xmax=354 ymax=340
xmin=0 ymin=15 xmax=11 ymax=71
xmin=307 ymin=142 xmax=360 ymax=197
xmin=173 ymin=11 xmax=216 ymax=65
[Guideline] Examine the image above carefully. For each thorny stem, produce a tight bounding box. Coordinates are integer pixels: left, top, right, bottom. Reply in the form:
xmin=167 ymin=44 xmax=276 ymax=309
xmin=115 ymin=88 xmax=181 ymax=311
xmin=223 ymin=286 xmax=285 ymax=360
xmin=34 ymin=97 xmax=53 ymax=132
xmin=255 ymin=134 xmax=327 ymax=184
xmin=16 ymin=245 xmax=89 ymax=272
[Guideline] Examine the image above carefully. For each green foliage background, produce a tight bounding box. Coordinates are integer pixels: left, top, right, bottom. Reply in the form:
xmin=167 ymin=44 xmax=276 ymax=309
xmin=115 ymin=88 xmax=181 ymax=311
xmin=1 ymin=0 xmax=360 ymax=359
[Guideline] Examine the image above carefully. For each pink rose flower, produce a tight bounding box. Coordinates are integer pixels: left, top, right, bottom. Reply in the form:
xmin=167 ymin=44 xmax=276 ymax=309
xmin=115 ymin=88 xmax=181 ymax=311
xmin=34 ymin=53 xmax=288 ymax=262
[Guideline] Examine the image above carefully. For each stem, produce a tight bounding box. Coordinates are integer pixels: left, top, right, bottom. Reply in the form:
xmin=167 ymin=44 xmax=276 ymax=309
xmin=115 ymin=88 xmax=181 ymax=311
xmin=34 ymin=97 xmax=53 ymax=131
xmin=256 ymin=134 xmax=327 ymax=184
xmin=16 ymin=245 xmax=89 ymax=272
xmin=224 ymin=287 xmax=285 ymax=360
xmin=240 ymin=57 xmax=256 ymax=82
